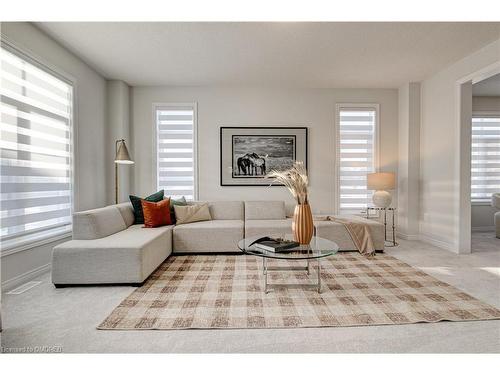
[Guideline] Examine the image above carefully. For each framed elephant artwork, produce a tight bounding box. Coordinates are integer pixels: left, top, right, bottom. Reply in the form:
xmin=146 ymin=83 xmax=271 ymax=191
xmin=220 ymin=127 xmax=308 ymax=186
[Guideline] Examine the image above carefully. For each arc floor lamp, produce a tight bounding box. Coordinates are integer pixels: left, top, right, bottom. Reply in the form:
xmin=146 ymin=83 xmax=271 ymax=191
xmin=115 ymin=139 xmax=134 ymax=204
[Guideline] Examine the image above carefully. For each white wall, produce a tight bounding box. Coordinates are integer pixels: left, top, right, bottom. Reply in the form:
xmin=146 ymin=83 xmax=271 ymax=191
xmin=106 ymin=80 xmax=132 ymax=204
xmin=471 ymin=95 xmax=500 ymax=230
xmin=1 ymin=23 xmax=108 ymax=289
xmin=472 ymin=96 xmax=500 ymax=112
xmin=420 ymin=39 xmax=500 ymax=251
xmin=397 ymin=82 xmax=421 ymax=239
xmin=131 ymin=87 xmax=399 ymax=213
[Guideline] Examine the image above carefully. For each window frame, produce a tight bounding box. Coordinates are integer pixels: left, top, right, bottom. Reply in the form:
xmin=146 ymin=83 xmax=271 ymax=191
xmin=1 ymin=38 xmax=76 ymax=256
xmin=471 ymin=110 xmax=500 ymax=206
xmin=152 ymin=102 xmax=199 ymax=201
xmin=335 ymin=103 xmax=380 ymax=215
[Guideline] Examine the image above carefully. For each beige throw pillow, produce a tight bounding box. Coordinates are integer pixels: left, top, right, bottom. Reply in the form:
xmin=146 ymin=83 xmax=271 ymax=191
xmin=174 ymin=203 xmax=212 ymax=224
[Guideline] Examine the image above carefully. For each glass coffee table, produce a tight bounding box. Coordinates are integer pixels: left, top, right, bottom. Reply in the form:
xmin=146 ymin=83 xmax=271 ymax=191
xmin=238 ymin=235 xmax=339 ymax=294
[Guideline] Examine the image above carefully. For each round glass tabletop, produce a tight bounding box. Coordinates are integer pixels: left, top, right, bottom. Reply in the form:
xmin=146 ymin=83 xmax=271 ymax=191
xmin=238 ymin=234 xmax=339 ymax=260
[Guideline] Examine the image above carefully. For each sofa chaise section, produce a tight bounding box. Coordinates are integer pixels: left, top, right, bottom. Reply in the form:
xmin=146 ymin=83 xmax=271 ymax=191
xmin=244 ymin=201 xmax=385 ymax=251
xmin=314 ymin=215 xmax=385 ymax=251
xmin=173 ymin=201 xmax=244 ymax=253
xmin=51 ymin=203 xmax=172 ymax=286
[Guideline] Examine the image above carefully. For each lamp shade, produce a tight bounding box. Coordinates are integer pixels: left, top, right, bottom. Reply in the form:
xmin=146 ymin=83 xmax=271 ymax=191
xmin=115 ymin=140 xmax=134 ymax=164
xmin=367 ymin=172 xmax=395 ymax=191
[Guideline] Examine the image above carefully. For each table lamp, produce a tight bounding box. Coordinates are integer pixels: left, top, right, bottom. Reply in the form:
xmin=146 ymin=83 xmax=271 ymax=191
xmin=367 ymin=172 xmax=395 ymax=208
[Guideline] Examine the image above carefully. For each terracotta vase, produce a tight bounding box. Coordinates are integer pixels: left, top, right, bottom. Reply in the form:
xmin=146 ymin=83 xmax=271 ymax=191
xmin=292 ymin=202 xmax=314 ymax=244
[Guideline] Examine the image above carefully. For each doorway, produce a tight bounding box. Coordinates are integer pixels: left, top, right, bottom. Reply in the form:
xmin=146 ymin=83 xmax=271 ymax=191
xmin=470 ymin=74 xmax=500 ymax=251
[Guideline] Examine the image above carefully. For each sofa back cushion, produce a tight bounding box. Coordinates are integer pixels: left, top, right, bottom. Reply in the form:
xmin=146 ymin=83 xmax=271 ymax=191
xmin=73 ymin=206 xmax=127 ymax=240
xmin=115 ymin=202 xmax=135 ymax=227
xmin=245 ymin=201 xmax=286 ymax=220
xmin=208 ymin=201 xmax=244 ymax=220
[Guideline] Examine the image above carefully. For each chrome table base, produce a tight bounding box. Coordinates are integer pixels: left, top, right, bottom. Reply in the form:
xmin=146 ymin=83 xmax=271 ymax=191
xmin=262 ymin=257 xmax=322 ymax=293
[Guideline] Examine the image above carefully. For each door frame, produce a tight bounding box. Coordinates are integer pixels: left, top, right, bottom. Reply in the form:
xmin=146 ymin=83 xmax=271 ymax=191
xmin=456 ymin=62 xmax=500 ymax=253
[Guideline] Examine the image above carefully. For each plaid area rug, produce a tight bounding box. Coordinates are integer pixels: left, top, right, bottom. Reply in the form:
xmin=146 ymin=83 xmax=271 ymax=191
xmin=98 ymin=253 xmax=500 ymax=330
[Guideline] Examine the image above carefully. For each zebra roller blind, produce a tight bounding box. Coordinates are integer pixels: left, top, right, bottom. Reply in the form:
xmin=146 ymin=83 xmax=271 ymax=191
xmin=1 ymin=43 xmax=73 ymax=251
xmin=155 ymin=104 xmax=197 ymax=200
xmin=471 ymin=115 xmax=500 ymax=203
xmin=337 ymin=105 xmax=378 ymax=215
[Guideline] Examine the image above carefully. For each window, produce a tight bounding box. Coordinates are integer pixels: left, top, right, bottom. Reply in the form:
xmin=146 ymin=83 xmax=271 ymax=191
xmin=155 ymin=104 xmax=197 ymax=200
xmin=336 ymin=104 xmax=378 ymax=215
xmin=471 ymin=114 xmax=500 ymax=203
xmin=1 ymin=43 xmax=73 ymax=252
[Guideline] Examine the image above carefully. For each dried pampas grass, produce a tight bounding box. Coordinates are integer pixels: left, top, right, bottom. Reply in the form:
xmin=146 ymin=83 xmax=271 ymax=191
xmin=267 ymin=161 xmax=309 ymax=204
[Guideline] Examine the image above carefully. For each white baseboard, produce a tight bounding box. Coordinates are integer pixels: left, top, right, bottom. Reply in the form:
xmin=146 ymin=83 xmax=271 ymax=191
xmin=396 ymin=232 xmax=419 ymax=241
xmin=418 ymin=233 xmax=456 ymax=252
xmin=1 ymin=263 xmax=51 ymax=292
xmin=471 ymin=226 xmax=495 ymax=233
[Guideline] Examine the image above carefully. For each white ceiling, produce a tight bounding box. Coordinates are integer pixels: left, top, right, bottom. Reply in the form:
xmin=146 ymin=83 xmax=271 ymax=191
xmin=35 ymin=22 xmax=500 ymax=88
xmin=473 ymin=73 xmax=500 ymax=96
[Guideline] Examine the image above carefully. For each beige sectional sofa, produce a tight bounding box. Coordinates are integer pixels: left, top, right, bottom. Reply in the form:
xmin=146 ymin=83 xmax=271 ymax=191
xmin=51 ymin=200 xmax=385 ymax=286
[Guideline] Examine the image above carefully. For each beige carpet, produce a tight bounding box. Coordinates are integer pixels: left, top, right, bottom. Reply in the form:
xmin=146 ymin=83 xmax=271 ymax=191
xmin=471 ymin=232 xmax=500 ymax=252
xmin=98 ymin=253 xmax=500 ymax=330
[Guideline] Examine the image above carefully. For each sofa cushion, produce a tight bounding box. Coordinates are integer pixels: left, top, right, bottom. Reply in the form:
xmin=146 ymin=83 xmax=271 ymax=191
xmin=115 ymin=202 xmax=135 ymax=227
xmin=173 ymin=220 xmax=244 ymax=253
xmin=208 ymin=201 xmax=244 ymax=220
xmin=129 ymin=190 xmax=164 ymax=224
xmin=245 ymin=201 xmax=286 ymax=220
xmin=72 ymin=206 xmax=127 ymax=240
xmin=245 ymin=219 xmax=293 ymax=238
xmin=65 ymin=224 xmax=173 ymax=250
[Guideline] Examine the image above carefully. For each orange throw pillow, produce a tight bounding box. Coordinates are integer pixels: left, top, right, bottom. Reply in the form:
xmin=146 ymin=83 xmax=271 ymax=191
xmin=141 ymin=198 xmax=172 ymax=228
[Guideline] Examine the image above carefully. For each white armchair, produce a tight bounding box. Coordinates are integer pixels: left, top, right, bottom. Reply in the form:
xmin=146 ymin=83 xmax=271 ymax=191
xmin=492 ymin=193 xmax=500 ymax=238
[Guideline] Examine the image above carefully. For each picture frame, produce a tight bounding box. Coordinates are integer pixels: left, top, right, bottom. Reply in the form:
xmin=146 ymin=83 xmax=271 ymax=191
xmin=220 ymin=127 xmax=308 ymax=186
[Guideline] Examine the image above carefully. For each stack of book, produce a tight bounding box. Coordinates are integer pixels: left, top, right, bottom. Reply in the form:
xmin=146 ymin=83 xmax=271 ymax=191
xmin=253 ymin=237 xmax=299 ymax=253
